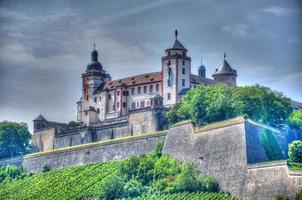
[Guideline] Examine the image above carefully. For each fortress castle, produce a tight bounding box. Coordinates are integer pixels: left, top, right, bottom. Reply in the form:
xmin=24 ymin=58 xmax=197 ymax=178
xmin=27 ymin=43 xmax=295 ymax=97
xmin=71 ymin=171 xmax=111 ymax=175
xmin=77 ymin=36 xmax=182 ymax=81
xmin=32 ymin=30 xmax=238 ymax=152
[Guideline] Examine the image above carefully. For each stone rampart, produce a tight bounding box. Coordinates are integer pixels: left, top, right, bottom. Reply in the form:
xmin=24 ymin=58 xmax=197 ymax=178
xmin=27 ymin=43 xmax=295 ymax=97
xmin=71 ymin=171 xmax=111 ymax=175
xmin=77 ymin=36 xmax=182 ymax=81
xmin=0 ymin=132 xmax=167 ymax=173
xmin=163 ymin=117 xmax=302 ymax=200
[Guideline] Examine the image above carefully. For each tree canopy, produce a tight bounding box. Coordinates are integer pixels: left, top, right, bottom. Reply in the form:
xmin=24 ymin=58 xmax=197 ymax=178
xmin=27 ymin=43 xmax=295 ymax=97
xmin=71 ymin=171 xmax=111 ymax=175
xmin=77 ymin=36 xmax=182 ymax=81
xmin=287 ymin=109 xmax=302 ymax=129
xmin=167 ymin=84 xmax=293 ymax=129
xmin=0 ymin=121 xmax=31 ymax=159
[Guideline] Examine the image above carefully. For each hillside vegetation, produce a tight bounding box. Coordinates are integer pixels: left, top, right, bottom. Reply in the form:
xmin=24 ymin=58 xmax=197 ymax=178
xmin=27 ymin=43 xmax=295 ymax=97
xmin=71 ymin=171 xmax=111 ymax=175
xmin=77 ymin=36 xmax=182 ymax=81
xmin=167 ymin=84 xmax=293 ymax=129
xmin=0 ymin=161 xmax=120 ymax=200
xmin=0 ymin=143 xmax=242 ymax=200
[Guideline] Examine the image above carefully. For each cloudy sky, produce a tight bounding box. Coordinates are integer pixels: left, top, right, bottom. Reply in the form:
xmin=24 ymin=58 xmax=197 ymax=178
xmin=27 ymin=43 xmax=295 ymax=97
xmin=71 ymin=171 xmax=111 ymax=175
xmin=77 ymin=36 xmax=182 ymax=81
xmin=0 ymin=0 xmax=301 ymax=132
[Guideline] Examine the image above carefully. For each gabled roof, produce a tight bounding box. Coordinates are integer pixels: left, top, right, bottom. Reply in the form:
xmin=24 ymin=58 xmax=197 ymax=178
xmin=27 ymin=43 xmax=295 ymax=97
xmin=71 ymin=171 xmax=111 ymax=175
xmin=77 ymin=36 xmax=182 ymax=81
xmin=213 ymin=59 xmax=237 ymax=76
xmin=95 ymin=71 xmax=162 ymax=93
xmin=94 ymin=71 xmax=221 ymax=94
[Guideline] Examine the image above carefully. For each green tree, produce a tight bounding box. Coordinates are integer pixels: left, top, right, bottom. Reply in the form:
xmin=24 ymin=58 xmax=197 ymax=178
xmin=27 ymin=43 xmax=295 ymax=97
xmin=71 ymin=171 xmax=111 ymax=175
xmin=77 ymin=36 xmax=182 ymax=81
xmin=288 ymin=110 xmax=302 ymax=129
xmin=167 ymin=84 xmax=293 ymax=129
xmin=0 ymin=121 xmax=31 ymax=159
xmin=288 ymin=140 xmax=302 ymax=163
xmin=67 ymin=121 xmax=80 ymax=129
xmin=0 ymin=165 xmax=27 ymax=183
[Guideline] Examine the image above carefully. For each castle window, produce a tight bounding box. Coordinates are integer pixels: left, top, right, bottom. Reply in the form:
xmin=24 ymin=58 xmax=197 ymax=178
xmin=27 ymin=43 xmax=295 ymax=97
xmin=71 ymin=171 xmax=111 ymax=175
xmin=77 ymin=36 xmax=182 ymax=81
xmin=108 ymin=94 xmax=111 ymax=100
xmin=167 ymin=67 xmax=172 ymax=87
xmin=167 ymin=93 xmax=171 ymax=100
xmin=131 ymin=103 xmax=135 ymax=109
xmin=156 ymin=84 xmax=159 ymax=92
xmin=131 ymin=88 xmax=135 ymax=95
xmin=141 ymin=101 xmax=145 ymax=108
xmin=150 ymin=85 xmax=153 ymax=93
xmin=94 ymin=97 xmax=97 ymax=103
xmin=138 ymin=87 xmax=141 ymax=94
xmin=182 ymin=60 xmax=185 ymax=66
xmin=182 ymin=79 xmax=185 ymax=87
xmin=182 ymin=68 xmax=185 ymax=74
xmin=144 ymin=86 xmax=147 ymax=93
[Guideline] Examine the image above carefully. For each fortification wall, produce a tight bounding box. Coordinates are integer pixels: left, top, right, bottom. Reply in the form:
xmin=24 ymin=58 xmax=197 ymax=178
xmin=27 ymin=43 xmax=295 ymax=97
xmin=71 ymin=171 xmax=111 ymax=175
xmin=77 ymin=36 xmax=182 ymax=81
xmin=245 ymin=161 xmax=302 ymax=200
xmin=163 ymin=118 xmax=248 ymax=196
xmin=0 ymin=132 xmax=167 ymax=173
xmin=163 ymin=117 xmax=302 ymax=200
xmin=32 ymin=128 xmax=56 ymax=151
xmin=34 ymin=108 xmax=167 ymax=151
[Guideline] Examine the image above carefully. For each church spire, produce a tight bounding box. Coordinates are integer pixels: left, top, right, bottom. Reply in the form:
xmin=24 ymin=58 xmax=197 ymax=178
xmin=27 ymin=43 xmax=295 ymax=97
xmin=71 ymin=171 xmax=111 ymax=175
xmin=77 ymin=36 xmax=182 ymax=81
xmin=175 ymin=29 xmax=178 ymax=40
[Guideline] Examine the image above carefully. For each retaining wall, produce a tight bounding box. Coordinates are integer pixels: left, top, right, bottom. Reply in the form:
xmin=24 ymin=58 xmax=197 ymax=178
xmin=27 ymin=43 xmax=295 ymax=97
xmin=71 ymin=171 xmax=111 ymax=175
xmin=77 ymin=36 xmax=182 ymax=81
xmin=0 ymin=132 xmax=167 ymax=173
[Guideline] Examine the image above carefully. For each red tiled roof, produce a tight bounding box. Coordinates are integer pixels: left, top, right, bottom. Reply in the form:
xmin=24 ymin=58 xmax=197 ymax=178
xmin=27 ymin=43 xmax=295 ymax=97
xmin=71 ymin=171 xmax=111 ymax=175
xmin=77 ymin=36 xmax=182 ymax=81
xmin=96 ymin=71 xmax=162 ymax=92
xmin=95 ymin=72 xmax=219 ymax=93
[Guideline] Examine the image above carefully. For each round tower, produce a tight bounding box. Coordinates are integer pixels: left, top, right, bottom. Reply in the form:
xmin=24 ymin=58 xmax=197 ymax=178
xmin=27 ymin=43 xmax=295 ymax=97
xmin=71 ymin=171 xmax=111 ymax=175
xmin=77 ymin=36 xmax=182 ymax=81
xmin=212 ymin=52 xmax=237 ymax=86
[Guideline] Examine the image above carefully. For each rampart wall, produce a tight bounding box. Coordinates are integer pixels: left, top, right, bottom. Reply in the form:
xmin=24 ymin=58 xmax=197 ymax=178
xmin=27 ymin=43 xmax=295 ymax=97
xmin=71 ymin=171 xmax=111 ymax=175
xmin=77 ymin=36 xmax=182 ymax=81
xmin=163 ymin=117 xmax=302 ymax=200
xmin=0 ymin=132 xmax=167 ymax=172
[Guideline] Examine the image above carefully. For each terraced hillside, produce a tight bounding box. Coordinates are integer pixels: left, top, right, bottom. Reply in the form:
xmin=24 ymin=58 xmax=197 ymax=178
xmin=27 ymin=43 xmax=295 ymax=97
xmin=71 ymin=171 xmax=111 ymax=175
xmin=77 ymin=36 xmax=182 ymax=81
xmin=0 ymin=161 xmax=121 ymax=200
xmin=124 ymin=192 xmax=243 ymax=200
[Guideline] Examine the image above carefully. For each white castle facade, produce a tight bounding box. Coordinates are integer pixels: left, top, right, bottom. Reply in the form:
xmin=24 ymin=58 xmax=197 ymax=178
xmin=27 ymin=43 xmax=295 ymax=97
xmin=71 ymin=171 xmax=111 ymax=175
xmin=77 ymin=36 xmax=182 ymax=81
xmin=77 ymin=30 xmax=238 ymax=126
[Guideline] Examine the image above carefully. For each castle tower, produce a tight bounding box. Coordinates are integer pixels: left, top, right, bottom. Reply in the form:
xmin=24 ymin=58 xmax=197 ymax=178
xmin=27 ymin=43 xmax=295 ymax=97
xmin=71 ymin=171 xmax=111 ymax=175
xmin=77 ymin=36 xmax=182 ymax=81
xmin=162 ymin=30 xmax=191 ymax=107
xmin=212 ymin=52 xmax=237 ymax=86
xmin=198 ymin=58 xmax=206 ymax=78
xmin=82 ymin=44 xmax=109 ymax=102
xmin=77 ymin=44 xmax=111 ymax=124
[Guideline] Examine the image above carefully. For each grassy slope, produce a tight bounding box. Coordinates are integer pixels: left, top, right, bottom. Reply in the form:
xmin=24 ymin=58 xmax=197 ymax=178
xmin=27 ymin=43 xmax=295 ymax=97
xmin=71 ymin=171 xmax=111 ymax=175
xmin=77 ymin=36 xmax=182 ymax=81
xmin=0 ymin=161 xmax=243 ymax=200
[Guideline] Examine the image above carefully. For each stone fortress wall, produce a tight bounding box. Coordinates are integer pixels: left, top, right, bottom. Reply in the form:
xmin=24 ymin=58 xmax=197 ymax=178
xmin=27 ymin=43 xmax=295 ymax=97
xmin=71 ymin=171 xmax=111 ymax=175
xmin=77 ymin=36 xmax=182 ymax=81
xmin=163 ymin=117 xmax=302 ymax=200
xmin=32 ymin=107 xmax=168 ymax=151
xmin=1 ymin=117 xmax=302 ymax=200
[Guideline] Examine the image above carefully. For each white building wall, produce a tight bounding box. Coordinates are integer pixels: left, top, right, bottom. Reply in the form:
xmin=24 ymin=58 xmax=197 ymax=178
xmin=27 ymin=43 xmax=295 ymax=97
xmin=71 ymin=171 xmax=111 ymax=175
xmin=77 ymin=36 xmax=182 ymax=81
xmin=162 ymin=59 xmax=177 ymax=106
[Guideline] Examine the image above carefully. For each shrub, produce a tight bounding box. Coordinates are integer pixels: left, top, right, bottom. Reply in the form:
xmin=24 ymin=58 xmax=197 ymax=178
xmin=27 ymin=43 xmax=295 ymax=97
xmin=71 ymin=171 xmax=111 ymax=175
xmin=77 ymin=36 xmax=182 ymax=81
xmin=288 ymin=140 xmax=302 ymax=163
xmin=123 ymin=179 xmax=147 ymax=198
xmin=200 ymin=175 xmax=220 ymax=192
xmin=288 ymin=110 xmax=302 ymax=129
xmin=166 ymin=164 xmax=202 ymax=193
xmin=296 ymin=189 xmax=302 ymax=200
xmin=42 ymin=165 xmax=51 ymax=172
xmin=0 ymin=165 xmax=27 ymax=183
xmin=100 ymin=175 xmax=124 ymax=200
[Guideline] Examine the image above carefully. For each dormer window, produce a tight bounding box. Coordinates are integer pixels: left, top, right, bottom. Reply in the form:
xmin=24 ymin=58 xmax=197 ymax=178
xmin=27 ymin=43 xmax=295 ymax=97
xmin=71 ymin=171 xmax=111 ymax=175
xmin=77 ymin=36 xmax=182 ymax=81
xmin=168 ymin=51 xmax=171 ymax=56
xmin=167 ymin=60 xmax=171 ymax=65
xmin=182 ymin=51 xmax=185 ymax=56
